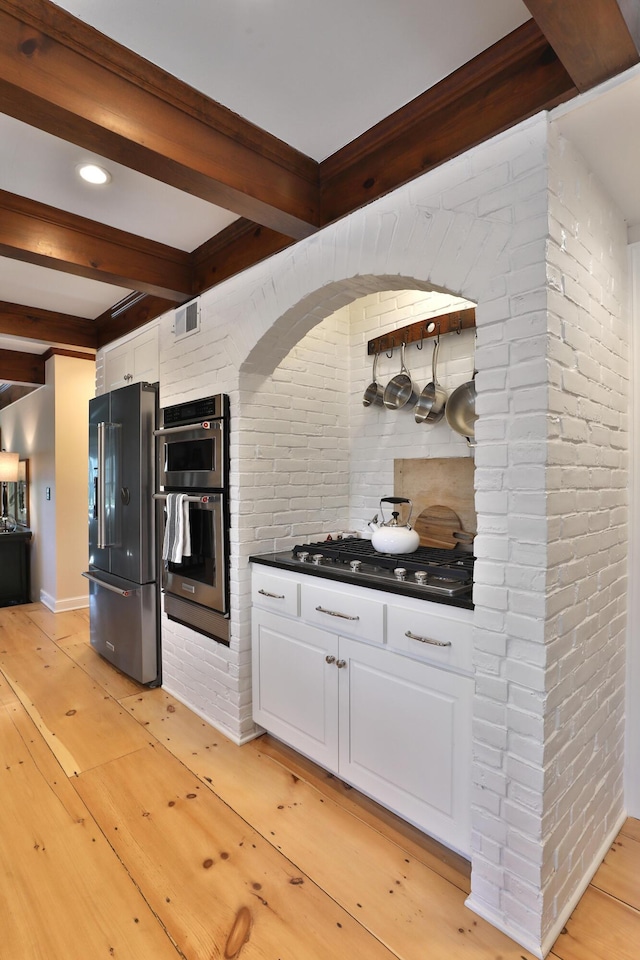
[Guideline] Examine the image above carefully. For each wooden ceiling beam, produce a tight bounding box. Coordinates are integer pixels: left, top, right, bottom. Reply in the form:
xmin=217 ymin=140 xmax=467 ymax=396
xmin=0 ymin=0 xmax=319 ymax=240
xmin=191 ymin=220 xmax=294 ymax=296
xmin=523 ymin=0 xmax=640 ymax=91
xmin=319 ymin=21 xmax=576 ymax=225
xmin=0 ymin=13 xmax=620 ymax=350
xmin=0 ymin=189 xmax=192 ymax=300
xmin=0 ymin=347 xmax=45 ymax=384
xmin=0 ymin=301 xmax=96 ymax=349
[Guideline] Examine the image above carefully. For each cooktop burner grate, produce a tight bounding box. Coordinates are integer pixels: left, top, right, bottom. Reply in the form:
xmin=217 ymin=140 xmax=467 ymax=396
xmin=292 ymin=537 xmax=474 ymax=582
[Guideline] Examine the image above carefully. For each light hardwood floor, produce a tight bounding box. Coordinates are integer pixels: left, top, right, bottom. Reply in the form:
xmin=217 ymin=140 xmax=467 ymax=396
xmin=0 ymin=602 xmax=638 ymax=959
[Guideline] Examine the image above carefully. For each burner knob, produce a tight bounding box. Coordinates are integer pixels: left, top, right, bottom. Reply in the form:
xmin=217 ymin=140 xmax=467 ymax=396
xmin=394 ymin=567 xmax=407 ymax=581
xmin=297 ymin=551 xmax=309 ymax=562
xmin=312 ymin=554 xmax=324 ymax=565
xmin=414 ymin=570 xmax=428 ymax=584
xmin=349 ymin=560 xmax=362 ymax=572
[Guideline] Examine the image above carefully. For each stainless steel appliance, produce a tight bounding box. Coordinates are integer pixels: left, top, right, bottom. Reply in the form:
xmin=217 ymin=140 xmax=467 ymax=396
xmin=250 ymin=537 xmax=474 ymax=608
xmin=157 ymin=394 xmax=227 ymax=490
xmin=156 ymin=395 xmax=230 ymax=645
xmin=83 ymin=382 xmax=160 ymax=685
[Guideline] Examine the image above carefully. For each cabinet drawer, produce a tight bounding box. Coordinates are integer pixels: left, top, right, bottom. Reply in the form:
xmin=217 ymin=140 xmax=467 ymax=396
xmin=301 ymin=582 xmax=384 ymax=644
xmin=252 ymin=570 xmax=300 ymax=617
xmin=386 ymin=602 xmax=473 ymax=674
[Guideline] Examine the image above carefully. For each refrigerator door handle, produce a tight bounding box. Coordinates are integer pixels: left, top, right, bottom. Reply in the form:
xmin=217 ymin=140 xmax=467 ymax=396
xmin=96 ymin=420 xmax=121 ymax=549
xmin=97 ymin=421 xmax=106 ymax=547
xmin=82 ymin=571 xmax=134 ymax=597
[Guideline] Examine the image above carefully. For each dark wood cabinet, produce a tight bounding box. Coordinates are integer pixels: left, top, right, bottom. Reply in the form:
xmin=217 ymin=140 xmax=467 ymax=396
xmin=0 ymin=530 xmax=31 ymax=607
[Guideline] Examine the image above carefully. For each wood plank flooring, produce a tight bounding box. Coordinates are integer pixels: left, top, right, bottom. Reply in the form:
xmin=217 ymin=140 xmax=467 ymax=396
xmin=0 ymin=603 xmax=638 ymax=960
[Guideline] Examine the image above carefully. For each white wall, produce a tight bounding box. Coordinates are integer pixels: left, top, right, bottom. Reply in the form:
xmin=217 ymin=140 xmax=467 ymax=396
xmin=52 ymin=355 xmax=95 ymax=609
xmin=544 ymin=128 xmax=627 ymax=946
xmin=345 ymin=289 xmax=475 ymax=525
xmin=627 ymin=242 xmax=640 ymax=817
xmin=0 ymin=355 xmax=95 ymax=610
xmin=0 ymin=380 xmax=54 ymax=602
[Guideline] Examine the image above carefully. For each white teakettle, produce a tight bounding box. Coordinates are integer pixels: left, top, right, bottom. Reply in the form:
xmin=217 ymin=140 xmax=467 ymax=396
xmin=368 ymin=497 xmax=420 ymax=554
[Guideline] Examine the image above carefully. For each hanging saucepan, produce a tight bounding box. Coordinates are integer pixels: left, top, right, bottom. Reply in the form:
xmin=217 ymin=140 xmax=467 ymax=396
xmin=383 ymin=342 xmax=418 ymax=410
xmin=415 ymin=338 xmax=447 ymax=424
xmin=446 ymin=371 xmax=477 ymax=441
xmin=362 ymin=351 xmax=384 ymax=407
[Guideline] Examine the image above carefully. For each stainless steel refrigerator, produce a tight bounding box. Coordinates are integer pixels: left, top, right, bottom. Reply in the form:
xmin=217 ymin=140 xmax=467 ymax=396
xmin=83 ymin=381 xmax=160 ymax=685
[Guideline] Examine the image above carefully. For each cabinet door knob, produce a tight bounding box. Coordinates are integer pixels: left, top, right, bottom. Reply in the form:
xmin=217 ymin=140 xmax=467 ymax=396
xmin=325 ymin=655 xmax=336 ymax=664
xmin=336 ymin=659 xmax=347 ymax=669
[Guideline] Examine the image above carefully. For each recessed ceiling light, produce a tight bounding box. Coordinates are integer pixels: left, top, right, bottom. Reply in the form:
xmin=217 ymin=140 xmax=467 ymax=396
xmin=76 ymin=163 xmax=112 ymax=185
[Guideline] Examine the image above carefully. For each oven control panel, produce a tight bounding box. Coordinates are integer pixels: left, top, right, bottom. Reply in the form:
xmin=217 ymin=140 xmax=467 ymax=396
xmin=162 ymin=394 xmax=228 ymax=427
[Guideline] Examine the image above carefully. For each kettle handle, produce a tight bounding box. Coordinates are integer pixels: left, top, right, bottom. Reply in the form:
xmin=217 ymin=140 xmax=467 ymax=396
xmin=379 ymin=497 xmax=413 ymax=524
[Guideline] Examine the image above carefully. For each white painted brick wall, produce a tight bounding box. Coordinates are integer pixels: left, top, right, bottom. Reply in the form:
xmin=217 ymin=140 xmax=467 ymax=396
xmin=347 ymin=291 xmax=475 ymax=530
xmin=539 ymin=127 xmax=627 ymax=941
xmin=93 ymin=112 xmax=630 ymax=957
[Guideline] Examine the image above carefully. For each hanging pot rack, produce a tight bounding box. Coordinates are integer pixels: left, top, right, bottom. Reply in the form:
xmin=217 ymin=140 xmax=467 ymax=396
xmin=367 ymin=307 xmax=475 ymax=356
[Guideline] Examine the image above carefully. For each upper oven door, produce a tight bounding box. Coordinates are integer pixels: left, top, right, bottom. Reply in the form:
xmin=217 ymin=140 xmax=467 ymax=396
xmin=158 ymin=420 xmax=225 ymax=490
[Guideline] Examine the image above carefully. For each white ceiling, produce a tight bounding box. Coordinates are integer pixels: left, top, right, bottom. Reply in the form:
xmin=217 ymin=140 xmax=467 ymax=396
xmin=0 ymin=0 xmax=532 ymax=354
xmin=3 ymin=0 xmax=640 ymax=361
xmin=54 ymin=0 xmax=531 ymax=161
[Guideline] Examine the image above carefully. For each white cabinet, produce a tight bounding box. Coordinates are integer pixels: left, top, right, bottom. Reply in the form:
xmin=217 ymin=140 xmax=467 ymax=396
xmin=338 ymin=637 xmax=472 ymax=851
xmin=252 ymin=610 xmax=339 ymax=769
xmin=103 ymin=326 xmax=159 ymax=391
xmin=251 ymin=567 xmax=473 ymax=855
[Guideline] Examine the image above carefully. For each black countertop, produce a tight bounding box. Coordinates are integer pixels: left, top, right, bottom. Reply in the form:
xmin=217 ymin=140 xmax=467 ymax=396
xmin=250 ymin=549 xmax=474 ymax=611
xmin=0 ymin=527 xmax=32 ymax=540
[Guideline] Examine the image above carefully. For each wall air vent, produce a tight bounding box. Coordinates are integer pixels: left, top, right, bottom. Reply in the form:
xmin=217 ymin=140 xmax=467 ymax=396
xmin=173 ymin=299 xmax=201 ymax=340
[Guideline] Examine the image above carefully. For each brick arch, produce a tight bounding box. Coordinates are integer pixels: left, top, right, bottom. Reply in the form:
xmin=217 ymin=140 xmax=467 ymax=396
xmin=234 ymin=192 xmax=509 ymax=377
xmin=239 ymin=275 xmax=447 ymax=377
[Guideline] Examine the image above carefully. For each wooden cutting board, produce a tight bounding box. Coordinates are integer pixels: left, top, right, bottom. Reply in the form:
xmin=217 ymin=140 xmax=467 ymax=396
xmin=413 ymin=505 xmax=462 ymax=549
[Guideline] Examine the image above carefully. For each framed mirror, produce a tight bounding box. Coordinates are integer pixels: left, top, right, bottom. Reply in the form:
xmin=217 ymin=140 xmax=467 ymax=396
xmin=7 ymin=459 xmax=29 ymax=528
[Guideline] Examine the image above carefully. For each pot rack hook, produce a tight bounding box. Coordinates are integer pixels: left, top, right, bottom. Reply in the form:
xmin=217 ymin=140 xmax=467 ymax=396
xmin=456 ymin=317 xmax=462 ymax=335
xmin=416 ymin=328 xmax=423 ymax=350
xmin=386 ymin=337 xmax=395 ymax=359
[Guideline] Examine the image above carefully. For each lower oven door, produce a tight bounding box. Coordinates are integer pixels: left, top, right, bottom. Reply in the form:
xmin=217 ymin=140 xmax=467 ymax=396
xmin=162 ymin=494 xmax=227 ymax=614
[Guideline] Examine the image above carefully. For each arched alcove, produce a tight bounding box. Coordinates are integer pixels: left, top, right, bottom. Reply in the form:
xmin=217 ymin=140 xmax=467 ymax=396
xmin=236 ymin=281 xmax=476 ymax=563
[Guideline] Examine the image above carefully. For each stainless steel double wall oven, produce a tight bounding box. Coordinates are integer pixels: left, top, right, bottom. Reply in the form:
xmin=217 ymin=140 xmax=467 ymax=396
xmin=156 ymin=394 xmax=230 ymax=645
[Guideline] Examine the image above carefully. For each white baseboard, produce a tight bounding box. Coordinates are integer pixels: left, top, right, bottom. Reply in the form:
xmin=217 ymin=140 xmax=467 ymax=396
xmin=160 ymin=683 xmax=263 ymax=746
xmin=39 ymin=590 xmax=89 ymax=613
xmin=538 ymin=808 xmax=627 ymax=958
xmin=463 ymin=896 xmax=544 ymax=959
xmin=465 ymin=807 xmax=628 ymax=959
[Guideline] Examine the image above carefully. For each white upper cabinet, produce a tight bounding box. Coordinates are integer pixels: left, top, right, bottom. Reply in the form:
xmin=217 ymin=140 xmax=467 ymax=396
xmin=103 ymin=326 xmax=159 ymax=392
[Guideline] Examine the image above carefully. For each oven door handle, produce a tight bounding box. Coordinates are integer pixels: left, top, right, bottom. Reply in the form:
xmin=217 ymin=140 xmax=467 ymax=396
xmin=153 ymin=494 xmax=211 ymax=503
xmin=154 ymin=421 xmax=216 ymax=437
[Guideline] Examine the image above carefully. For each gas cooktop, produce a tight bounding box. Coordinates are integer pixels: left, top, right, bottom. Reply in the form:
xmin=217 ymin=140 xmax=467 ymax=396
xmin=250 ymin=537 xmax=474 ymax=608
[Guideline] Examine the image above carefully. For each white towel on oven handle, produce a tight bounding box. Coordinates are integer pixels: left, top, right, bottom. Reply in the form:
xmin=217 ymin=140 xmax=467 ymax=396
xmin=162 ymin=493 xmax=192 ymax=563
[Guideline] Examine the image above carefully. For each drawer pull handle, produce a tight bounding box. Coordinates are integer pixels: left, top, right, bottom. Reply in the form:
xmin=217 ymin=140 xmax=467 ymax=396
xmin=325 ymin=655 xmax=336 ymax=664
xmin=405 ymin=630 xmax=451 ymax=647
xmin=258 ymin=589 xmax=286 ymax=599
xmin=316 ymin=605 xmax=360 ymax=621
